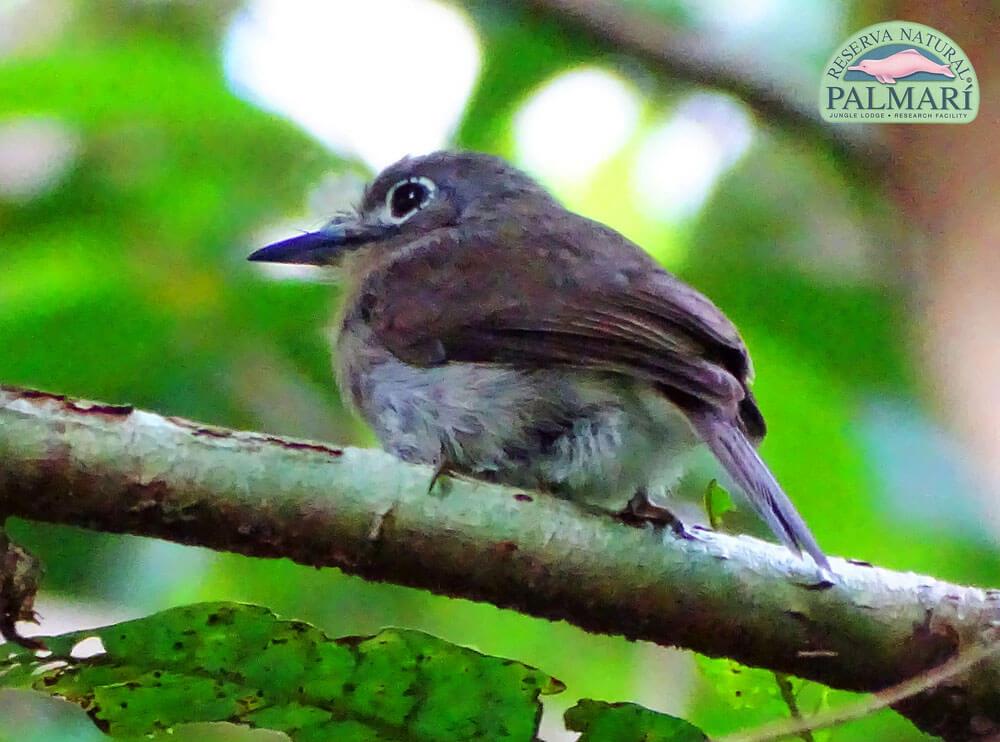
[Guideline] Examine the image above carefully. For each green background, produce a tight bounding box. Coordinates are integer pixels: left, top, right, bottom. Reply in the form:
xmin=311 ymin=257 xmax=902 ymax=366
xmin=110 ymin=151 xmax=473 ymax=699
xmin=0 ymin=1 xmax=994 ymax=740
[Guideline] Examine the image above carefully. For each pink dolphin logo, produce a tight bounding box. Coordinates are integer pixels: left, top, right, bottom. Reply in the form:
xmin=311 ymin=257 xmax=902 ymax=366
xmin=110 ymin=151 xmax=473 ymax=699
xmin=848 ymin=48 xmax=955 ymax=84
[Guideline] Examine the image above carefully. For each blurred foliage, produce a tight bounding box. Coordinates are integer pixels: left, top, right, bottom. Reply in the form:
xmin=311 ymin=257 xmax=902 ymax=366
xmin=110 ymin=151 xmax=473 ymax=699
xmin=0 ymin=0 xmax=994 ymax=740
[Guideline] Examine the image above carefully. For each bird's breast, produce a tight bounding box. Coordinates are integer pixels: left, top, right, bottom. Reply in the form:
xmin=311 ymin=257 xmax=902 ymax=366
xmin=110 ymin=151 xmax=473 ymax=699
xmin=333 ymin=318 xmax=700 ymax=506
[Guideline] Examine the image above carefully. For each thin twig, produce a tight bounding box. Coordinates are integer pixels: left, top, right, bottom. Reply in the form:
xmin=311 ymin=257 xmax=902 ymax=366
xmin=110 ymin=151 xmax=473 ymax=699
xmin=720 ymin=640 xmax=1000 ymax=742
xmin=772 ymin=672 xmax=814 ymax=742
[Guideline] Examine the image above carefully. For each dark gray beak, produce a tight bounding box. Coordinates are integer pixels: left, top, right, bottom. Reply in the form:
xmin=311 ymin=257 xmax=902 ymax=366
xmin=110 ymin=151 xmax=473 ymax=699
xmin=248 ymin=219 xmax=394 ymax=265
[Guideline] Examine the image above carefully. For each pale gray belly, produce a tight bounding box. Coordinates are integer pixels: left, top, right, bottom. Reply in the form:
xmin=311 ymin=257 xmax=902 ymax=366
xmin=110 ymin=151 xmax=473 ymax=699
xmin=337 ymin=334 xmax=700 ymax=509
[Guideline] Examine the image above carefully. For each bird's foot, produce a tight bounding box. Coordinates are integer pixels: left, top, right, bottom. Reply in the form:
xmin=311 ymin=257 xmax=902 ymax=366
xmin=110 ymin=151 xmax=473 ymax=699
xmin=618 ymin=491 xmax=701 ymax=542
xmin=427 ymin=458 xmax=458 ymax=494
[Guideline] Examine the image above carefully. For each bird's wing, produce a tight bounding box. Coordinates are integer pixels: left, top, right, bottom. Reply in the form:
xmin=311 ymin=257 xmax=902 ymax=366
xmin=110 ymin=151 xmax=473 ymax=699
xmin=362 ymin=221 xmax=763 ymax=438
xmin=362 ymin=221 xmax=828 ymax=568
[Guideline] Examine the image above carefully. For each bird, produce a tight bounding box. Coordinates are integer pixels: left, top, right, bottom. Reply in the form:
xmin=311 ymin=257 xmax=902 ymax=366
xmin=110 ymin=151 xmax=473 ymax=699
xmin=248 ymin=150 xmax=828 ymax=570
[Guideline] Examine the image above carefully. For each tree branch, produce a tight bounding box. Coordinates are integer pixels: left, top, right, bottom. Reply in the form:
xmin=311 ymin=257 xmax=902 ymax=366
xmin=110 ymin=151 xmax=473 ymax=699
xmin=1 ymin=386 xmax=998 ymax=738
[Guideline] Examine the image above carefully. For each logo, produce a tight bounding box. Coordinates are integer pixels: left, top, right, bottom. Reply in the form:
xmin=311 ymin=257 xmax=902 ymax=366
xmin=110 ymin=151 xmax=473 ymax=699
xmin=820 ymin=21 xmax=978 ymax=124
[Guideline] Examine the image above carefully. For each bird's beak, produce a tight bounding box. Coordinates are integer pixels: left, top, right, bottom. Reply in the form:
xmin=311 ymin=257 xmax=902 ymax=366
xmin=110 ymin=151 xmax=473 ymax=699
xmin=247 ymin=218 xmax=394 ymax=265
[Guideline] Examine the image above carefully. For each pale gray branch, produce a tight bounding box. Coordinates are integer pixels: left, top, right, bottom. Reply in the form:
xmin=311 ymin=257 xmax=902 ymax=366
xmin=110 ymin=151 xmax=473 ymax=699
xmin=0 ymin=386 xmax=998 ymax=739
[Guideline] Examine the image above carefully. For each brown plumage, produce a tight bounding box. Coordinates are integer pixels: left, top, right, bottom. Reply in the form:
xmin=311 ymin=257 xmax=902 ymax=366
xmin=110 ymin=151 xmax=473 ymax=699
xmin=249 ymin=151 xmax=828 ymax=570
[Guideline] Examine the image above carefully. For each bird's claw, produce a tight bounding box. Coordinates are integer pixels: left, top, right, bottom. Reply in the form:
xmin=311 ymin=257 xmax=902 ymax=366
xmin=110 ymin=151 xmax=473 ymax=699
xmin=618 ymin=490 xmax=701 ymax=541
xmin=428 ymin=459 xmax=456 ymax=494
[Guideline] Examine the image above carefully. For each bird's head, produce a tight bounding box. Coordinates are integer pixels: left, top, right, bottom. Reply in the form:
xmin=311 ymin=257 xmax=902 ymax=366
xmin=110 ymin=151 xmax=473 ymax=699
xmin=248 ymin=151 xmax=554 ymax=268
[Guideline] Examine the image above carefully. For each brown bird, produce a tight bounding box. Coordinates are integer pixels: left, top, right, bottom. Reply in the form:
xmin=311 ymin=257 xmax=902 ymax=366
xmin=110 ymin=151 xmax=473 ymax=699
xmin=249 ymin=151 xmax=828 ymax=569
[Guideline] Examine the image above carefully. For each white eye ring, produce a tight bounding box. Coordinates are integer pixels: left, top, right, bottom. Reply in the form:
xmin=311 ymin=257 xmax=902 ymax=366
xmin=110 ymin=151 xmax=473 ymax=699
xmin=384 ymin=176 xmax=437 ymax=224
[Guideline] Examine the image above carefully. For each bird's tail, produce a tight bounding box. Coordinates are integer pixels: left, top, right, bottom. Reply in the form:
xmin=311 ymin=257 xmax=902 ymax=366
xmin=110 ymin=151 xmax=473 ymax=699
xmin=690 ymin=410 xmax=829 ymax=570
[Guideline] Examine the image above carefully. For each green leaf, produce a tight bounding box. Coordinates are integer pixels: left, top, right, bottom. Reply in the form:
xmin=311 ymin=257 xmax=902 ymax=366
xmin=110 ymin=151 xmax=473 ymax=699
xmin=695 ymin=656 xmax=794 ymax=720
xmin=0 ymin=602 xmax=564 ymax=741
xmin=703 ymin=479 xmax=734 ymax=531
xmin=565 ymin=700 xmax=707 ymax=741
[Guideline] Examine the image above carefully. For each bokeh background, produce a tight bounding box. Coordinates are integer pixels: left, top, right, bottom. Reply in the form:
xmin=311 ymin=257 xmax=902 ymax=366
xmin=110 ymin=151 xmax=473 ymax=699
xmin=1 ymin=1 xmax=997 ymax=740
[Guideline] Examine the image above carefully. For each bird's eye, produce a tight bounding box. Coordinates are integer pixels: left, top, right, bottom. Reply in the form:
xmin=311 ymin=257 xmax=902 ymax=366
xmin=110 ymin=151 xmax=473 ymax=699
xmin=386 ymin=177 xmax=435 ymax=222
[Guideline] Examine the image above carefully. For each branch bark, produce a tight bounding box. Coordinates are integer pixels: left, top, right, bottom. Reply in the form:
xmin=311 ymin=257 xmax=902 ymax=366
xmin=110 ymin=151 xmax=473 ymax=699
xmin=1 ymin=386 xmax=998 ymax=739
